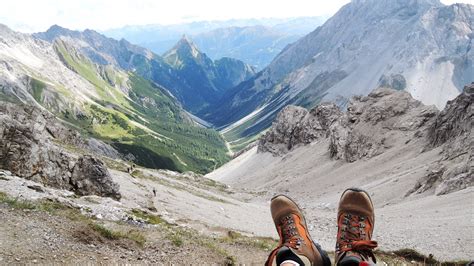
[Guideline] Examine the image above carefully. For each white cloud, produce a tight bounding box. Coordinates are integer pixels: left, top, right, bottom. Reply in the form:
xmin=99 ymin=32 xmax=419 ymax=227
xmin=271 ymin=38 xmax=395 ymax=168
xmin=0 ymin=0 xmax=471 ymax=33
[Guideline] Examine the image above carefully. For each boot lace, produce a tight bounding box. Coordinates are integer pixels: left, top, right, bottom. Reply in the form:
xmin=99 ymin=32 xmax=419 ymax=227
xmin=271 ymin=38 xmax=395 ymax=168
xmin=281 ymin=215 xmax=303 ymax=249
xmin=336 ymin=213 xmax=378 ymax=262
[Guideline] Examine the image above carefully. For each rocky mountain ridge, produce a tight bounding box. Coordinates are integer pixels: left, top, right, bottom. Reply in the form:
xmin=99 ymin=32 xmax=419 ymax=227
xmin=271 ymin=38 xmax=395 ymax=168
xmin=103 ymin=17 xmax=327 ymax=69
xmin=192 ymin=25 xmax=300 ymax=70
xmin=206 ymin=0 xmax=473 ymax=147
xmin=163 ymin=35 xmax=256 ymax=112
xmin=259 ymin=84 xmax=473 ymax=195
xmin=35 ymin=25 xmax=256 ymax=114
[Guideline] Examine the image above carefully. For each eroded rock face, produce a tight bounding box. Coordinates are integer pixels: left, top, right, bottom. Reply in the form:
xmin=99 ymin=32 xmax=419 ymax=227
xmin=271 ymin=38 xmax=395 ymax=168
xmin=260 ymin=88 xmax=438 ymax=161
xmin=259 ymin=86 xmax=473 ymax=195
xmin=420 ymin=83 xmax=473 ymax=195
xmin=258 ymin=103 xmax=342 ymax=155
xmin=427 ymin=83 xmax=473 ymax=155
xmin=0 ymin=103 xmax=121 ymax=200
xmin=329 ymin=88 xmax=438 ymax=162
xmin=71 ymin=156 xmax=121 ymax=200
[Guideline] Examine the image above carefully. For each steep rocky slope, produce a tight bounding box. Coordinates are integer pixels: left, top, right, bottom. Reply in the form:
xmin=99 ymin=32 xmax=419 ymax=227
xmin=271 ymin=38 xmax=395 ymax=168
xmin=207 ymin=0 xmax=473 ymax=144
xmin=208 ymin=86 xmax=473 ymax=260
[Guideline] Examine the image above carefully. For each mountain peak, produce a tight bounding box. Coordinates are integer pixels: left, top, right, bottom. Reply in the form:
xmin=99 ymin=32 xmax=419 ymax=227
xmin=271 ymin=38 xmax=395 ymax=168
xmin=176 ymin=34 xmax=200 ymax=55
xmin=45 ymin=24 xmax=75 ymax=35
xmin=180 ymin=34 xmax=192 ymax=43
xmin=164 ymin=35 xmax=203 ymax=63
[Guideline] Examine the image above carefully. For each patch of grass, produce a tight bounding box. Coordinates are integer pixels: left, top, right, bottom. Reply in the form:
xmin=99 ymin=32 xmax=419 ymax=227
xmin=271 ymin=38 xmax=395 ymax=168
xmin=127 ymin=230 xmax=147 ymax=247
xmin=368 ymin=249 xmax=470 ymax=265
xmin=0 ymin=192 xmax=87 ymax=221
xmin=30 ymin=77 xmax=46 ymax=103
xmin=222 ymin=230 xmax=278 ymax=252
xmin=102 ymin=157 xmax=130 ymax=172
xmin=169 ymin=232 xmax=184 ymax=247
xmin=89 ymin=223 xmax=146 ymax=247
xmin=130 ymin=209 xmax=165 ymax=225
xmin=0 ymin=193 xmax=36 ymax=210
xmin=90 ymin=223 xmax=120 ymax=239
xmin=393 ymin=248 xmax=437 ymax=264
xmin=36 ymin=200 xmax=70 ymax=213
xmin=1 ymin=192 xmax=147 ymax=248
xmin=82 ymin=197 xmax=100 ymax=204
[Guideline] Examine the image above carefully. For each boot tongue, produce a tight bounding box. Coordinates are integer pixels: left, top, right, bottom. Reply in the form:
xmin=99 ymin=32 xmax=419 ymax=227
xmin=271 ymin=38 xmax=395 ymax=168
xmin=276 ymin=246 xmax=306 ymax=265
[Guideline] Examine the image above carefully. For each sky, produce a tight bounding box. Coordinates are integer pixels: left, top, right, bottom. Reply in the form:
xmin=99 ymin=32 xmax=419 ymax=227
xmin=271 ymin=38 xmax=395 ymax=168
xmin=0 ymin=0 xmax=472 ymax=33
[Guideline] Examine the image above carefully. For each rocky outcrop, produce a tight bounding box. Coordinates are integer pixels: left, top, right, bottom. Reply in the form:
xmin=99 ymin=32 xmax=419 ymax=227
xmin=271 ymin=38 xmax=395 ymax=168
xmin=427 ymin=83 xmax=473 ymax=155
xmin=71 ymin=156 xmax=120 ymax=199
xmin=416 ymin=83 xmax=473 ymax=195
xmin=0 ymin=103 xmax=121 ymax=159
xmin=258 ymin=87 xmax=474 ymax=196
xmin=0 ymin=103 xmax=121 ymax=200
xmin=260 ymin=88 xmax=437 ymax=161
xmin=259 ymin=86 xmax=473 ymax=195
xmin=329 ymin=88 xmax=438 ymax=162
xmin=258 ymin=103 xmax=342 ymax=154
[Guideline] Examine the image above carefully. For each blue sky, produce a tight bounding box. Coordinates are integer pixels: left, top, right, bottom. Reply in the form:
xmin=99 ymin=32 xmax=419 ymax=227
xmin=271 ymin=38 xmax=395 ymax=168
xmin=0 ymin=0 xmax=472 ymax=33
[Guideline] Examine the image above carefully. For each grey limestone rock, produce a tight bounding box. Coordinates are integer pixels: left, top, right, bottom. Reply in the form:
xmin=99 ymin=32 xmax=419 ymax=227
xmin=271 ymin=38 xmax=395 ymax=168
xmin=0 ymin=102 xmax=121 ymax=200
xmin=71 ymin=156 xmax=121 ymax=200
xmin=258 ymin=103 xmax=342 ymax=155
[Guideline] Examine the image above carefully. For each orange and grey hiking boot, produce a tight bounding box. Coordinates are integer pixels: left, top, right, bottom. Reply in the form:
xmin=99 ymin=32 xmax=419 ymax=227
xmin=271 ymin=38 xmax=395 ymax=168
xmin=266 ymin=195 xmax=330 ymax=266
xmin=335 ymin=188 xmax=378 ymax=266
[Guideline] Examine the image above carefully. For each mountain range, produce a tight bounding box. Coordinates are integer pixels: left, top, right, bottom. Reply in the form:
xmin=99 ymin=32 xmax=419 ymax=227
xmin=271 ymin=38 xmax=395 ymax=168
xmin=103 ymin=17 xmax=327 ymax=69
xmin=204 ymin=0 xmax=473 ymax=150
xmin=0 ymin=24 xmax=256 ymax=173
xmin=1 ymin=0 xmax=472 ymax=166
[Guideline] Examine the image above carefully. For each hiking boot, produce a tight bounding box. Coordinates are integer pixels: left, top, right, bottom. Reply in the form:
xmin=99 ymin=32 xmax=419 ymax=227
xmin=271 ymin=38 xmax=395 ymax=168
xmin=266 ymin=195 xmax=330 ymax=266
xmin=335 ymin=188 xmax=378 ymax=265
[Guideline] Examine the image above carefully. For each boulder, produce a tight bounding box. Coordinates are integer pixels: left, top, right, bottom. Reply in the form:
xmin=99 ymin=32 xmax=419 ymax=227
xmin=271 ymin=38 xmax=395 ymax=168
xmin=71 ymin=156 xmax=121 ymax=200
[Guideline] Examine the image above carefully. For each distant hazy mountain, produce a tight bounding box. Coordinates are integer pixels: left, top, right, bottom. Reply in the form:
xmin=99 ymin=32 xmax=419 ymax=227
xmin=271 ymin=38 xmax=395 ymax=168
xmin=1 ymin=24 xmax=232 ymax=173
xmin=102 ymin=17 xmax=327 ymax=69
xmin=205 ymin=0 xmax=473 ymax=148
xmin=192 ymin=26 xmax=299 ymax=69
